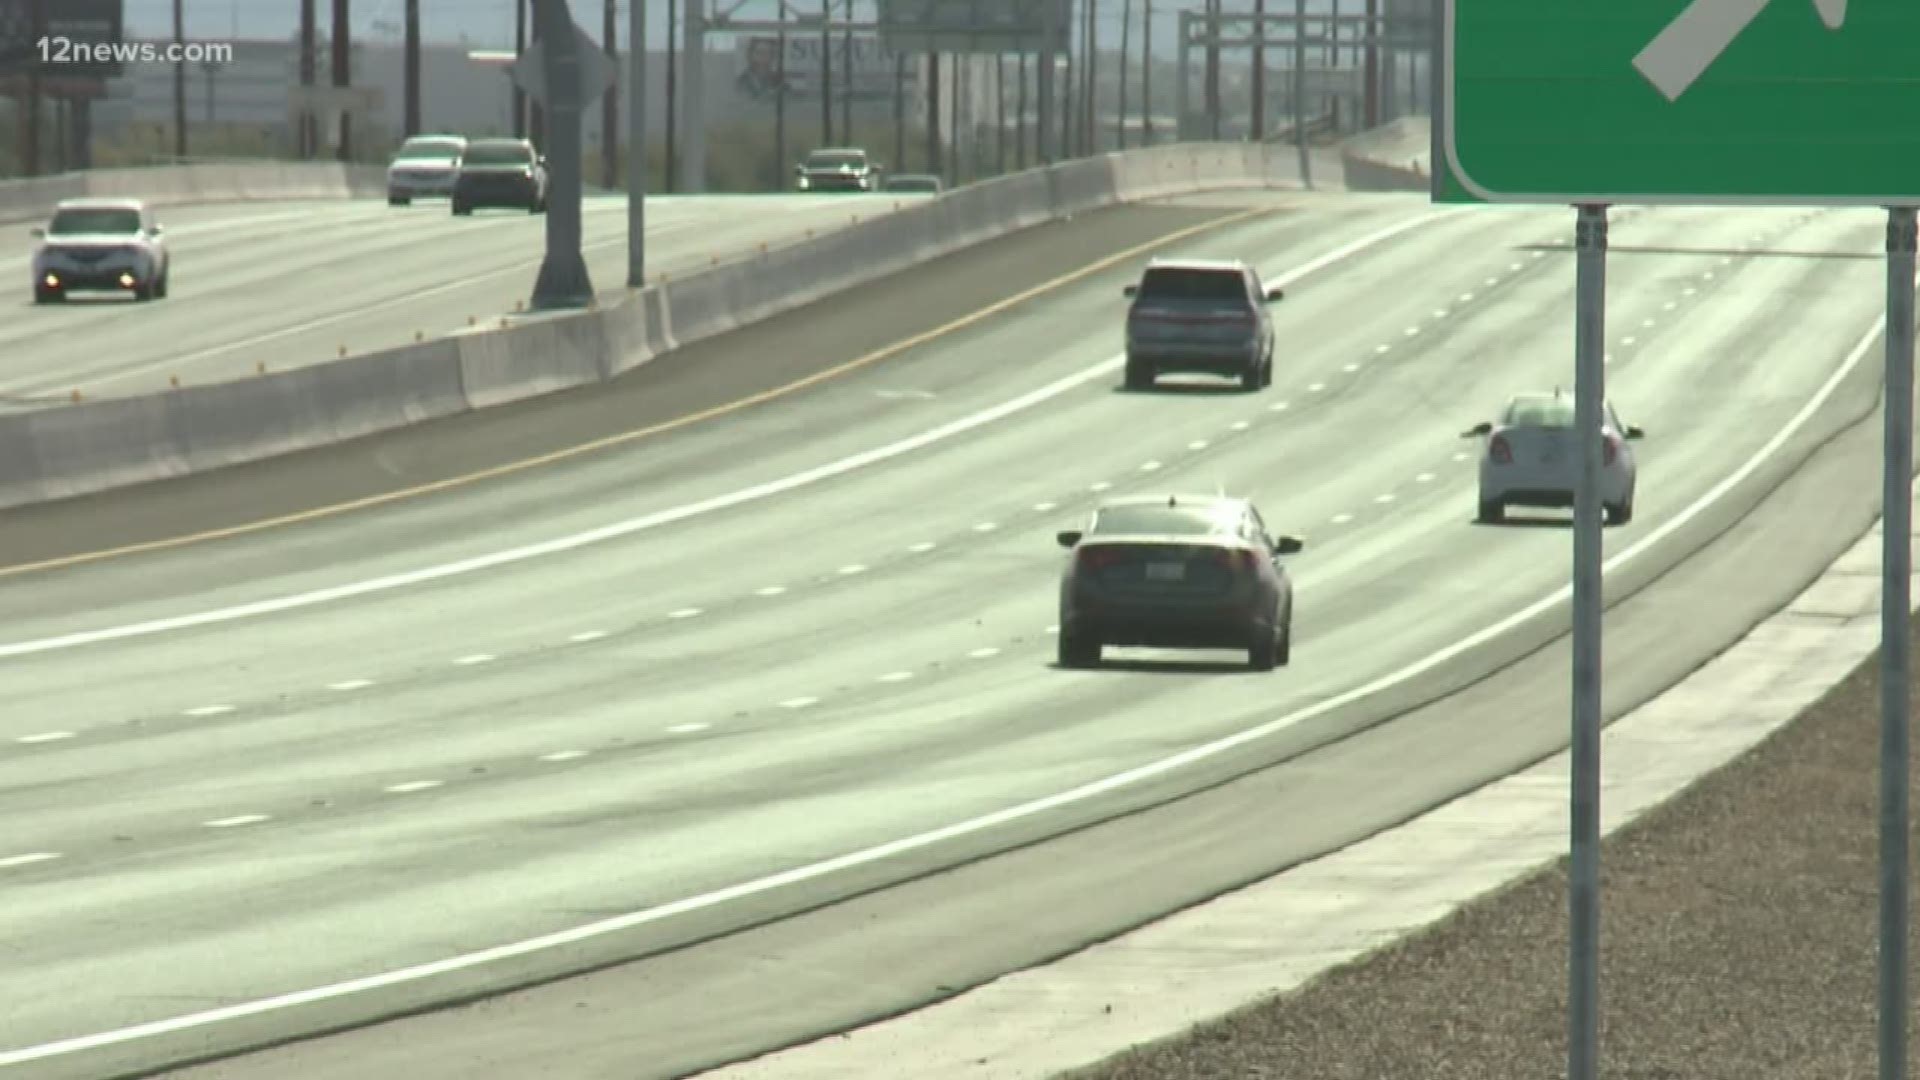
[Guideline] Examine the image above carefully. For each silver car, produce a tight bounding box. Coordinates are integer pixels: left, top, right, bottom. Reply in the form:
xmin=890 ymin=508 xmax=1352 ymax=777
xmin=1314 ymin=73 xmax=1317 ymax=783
xmin=1464 ymin=390 xmax=1645 ymax=524
xmin=386 ymin=133 xmax=467 ymax=205
xmin=1056 ymin=494 xmax=1304 ymax=671
xmin=30 ymin=197 xmax=170 ymax=303
xmin=1122 ymin=258 xmax=1284 ymax=392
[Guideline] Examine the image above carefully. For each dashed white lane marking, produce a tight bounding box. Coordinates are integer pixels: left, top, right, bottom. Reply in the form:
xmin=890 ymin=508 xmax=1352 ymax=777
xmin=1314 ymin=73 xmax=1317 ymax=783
xmin=754 ymin=586 xmax=787 ymax=597
xmin=18 ymin=731 xmax=75 ymax=744
xmin=539 ymin=750 xmax=588 ymax=762
xmin=1459 ymin=291 xmax=1475 ymax=303
xmin=328 ymin=679 xmax=373 ymax=692
xmin=1375 ymin=343 xmax=1391 ymax=354
xmin=1433 ymin=308 xmax=1449 ymax=319
xmin=1703 ymin=270 xmax=1716 ymax=280
xmin=877 ymin=671 xmax=915 ymax=683
xmin=1452 ymin=451 xmax=1470 ymax=461
xmin=1682 ymin=286 xmax=1697 ymax=296
xmin=1605 ymin=353 xmax=1614 ymax=365
xmin=1508 ymin=261 xmax=1523 ymax=271
xmin=1374 ymin=493 xmax=1395 ymax=504
xmin=1663 ymin=300 xmax=1678 ymax=311
xmin=1187 ymin=440 xmax=1208 ymax=451
xmin=1403 ymin=326 xmax=1420 ymax=337
xmin=1229 ymin=420 xmax=1250 ymax=431
xmin=1641 ymin=317 xmax=1655 ymax=327
xmin=1484 ymin=275 xmax=1499 ymax=286
xmin=779 ymin=696 xmax=819 ymax=710
xmin=908 ymin=541 xmax=937 ymax=553
xmin=385 ymin=780 xmax=443 ymax=794
xmin=1720 ymin=256 xmax=1733 ymax=265
xmin=568 ymin=630 xmax=608 ymax=643
xmin=1622 ymin=336 xmax=1638 ymax=346
xmin=1033 ymin=501 xmax=1058 ymax=511
xmin=668 ymin=608 xmax=703 ymax=619
xmin=837 ymin=564 xmax=867 ymax=576
xmin=667 ymin=723 xmax=709 ymax=734
xmin=1138 ymin=461 xmax=1161 ymax=472
xmin=184 ymin=705 xmax=235 ymax=718
xmin=204 ymin=815 xmax=269 ymax=829
xmin=1308 ymin=382 xmax=1326 ymax=393
xmin=1090 ymin=481 xmax=1112 ymax=492
xmin=454 ymin=654 xmax=495 ymax=665
xmin=1342 ymin=363 xmax=1359 ymax=373
xmin=0 ymin=852 xmax=60 ymax=869
xmin=1530 ymin=251 xmax=1546 ymax=259
xmin=1332 ymin=512 xmax=1355 ymax=524
xmin=968 ymin=647 xmax=1001 ymax=659
xmin=1045 ymin=625 xmax=1061 ymax=634
xmin=1269 ymin=401 xmax=1290 ymax=411
xmin=974 ymin=521 xmax=1001 ymax=533
xmin=1416 ymin=472 xmax=1436 ymax=483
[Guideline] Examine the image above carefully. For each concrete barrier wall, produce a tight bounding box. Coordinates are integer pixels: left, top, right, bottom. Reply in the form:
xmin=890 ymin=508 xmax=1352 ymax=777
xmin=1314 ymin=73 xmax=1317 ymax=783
xmin=0 ymin=161 xmax=386 ymax=225
xmin=1339 ymin=116 xmax=1433 ymax=193
xmin=0 ymin=141 xmax=1337 ymax=513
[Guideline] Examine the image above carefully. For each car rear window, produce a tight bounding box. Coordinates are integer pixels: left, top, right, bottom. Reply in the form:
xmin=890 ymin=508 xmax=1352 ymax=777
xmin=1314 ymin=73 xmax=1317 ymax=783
xmin=1091 ymin=505 xmax=1234 ymax=535
xmin=463 ymin=143 xmax=532 ymax=165
xmin=808 ymin=151 xmax=865 ymax=168
xmin=1135 ymin=267 xmax=1248 ymax=303
xmin=1505 ymin=398 xmax=1576 ymax=428
xmin=397 ymin=139 xmax=462 ymax=159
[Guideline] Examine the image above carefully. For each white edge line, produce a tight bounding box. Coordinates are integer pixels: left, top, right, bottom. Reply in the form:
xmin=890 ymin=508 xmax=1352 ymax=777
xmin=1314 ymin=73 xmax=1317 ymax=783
xmin=0 ymin=210 xmax=1476 ymax=1065
xmin=0 ymin=210 xmax=1460 ymax=665
xmin=0 ymin=852 xmax=60 ymax=868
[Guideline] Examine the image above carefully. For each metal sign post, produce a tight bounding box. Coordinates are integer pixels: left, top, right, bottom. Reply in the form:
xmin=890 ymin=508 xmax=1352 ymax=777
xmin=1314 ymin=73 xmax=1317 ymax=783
xmin=1881 ymin=205 xmax=1915 ymax=1080
xmin=1568 ymin=202 xmax=1608 ymax=1080
xmin=627 ymin=0 xmax=645 ymax=288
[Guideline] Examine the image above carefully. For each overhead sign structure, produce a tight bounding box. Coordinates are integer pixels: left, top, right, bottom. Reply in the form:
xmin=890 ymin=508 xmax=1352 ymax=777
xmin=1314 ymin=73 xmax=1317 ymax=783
xmin=0 ymin=0 xmax=125 ymax=80
xmin=508 ymin=24 xmax=617 ymax=107
xmin=875 ymin=0 xmax=1071 ymax=54
xmin=1435 ymin=0 xmax=1920 ymax=205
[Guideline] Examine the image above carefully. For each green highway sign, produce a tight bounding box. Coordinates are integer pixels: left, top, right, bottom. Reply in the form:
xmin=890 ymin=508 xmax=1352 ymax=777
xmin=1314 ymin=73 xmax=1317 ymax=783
xmin=1437 ymin=0 xmax=1920 ymax=205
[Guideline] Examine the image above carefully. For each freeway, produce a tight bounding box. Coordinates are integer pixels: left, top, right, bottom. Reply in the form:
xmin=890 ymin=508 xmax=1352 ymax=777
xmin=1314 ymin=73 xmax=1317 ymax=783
xmin=0 ymin=192 xmax=906 ymax=407
xmin=0 ymin=189 xmax=1892 ymax=1080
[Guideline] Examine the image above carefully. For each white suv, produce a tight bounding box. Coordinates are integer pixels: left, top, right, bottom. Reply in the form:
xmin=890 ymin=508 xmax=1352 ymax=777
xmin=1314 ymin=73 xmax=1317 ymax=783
xmin=31 ymin=197 xmax=170 ymax=303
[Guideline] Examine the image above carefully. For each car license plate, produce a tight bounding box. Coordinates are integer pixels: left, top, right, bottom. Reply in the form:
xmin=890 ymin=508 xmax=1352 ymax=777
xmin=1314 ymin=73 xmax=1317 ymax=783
xmin=1145 ymin=562 xmax=1185 ymax=582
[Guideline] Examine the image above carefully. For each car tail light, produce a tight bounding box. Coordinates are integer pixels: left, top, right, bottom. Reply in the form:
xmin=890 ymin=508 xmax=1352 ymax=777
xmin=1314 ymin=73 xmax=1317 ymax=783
xmin=1602 ymin=433 xmax=1619 ymax=466
xmin=1208 ymin=548 xmax=1259 ymax=573
xmin=1078 ymin=546 xmax=1124 ymax=570
xmin=1489 ymin=434 xmax=1512 ymax=464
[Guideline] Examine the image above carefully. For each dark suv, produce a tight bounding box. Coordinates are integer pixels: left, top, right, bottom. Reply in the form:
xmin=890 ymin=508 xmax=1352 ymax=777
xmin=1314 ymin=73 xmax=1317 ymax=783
xmin=451 ymin=137 xmax=550 ymax=215
xmin=1122 ymin=258 xmax=1283 ymax=391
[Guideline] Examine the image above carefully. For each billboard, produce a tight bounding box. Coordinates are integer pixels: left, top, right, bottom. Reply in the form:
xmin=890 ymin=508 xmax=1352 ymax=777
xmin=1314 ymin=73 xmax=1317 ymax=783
xmin=735 ymin=34 xmax=917 ymax=105
xmin=0 ymin=0 xmax=125 ymax=79
xmin=875 ymin=0 xmax=1071 ymax=55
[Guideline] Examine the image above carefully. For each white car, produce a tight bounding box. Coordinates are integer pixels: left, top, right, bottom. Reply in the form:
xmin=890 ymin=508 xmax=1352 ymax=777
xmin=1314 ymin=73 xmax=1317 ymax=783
xmin=31 ymin=197 xmax=170 ymax=303
xmin=1464 ymin=390 xmax=1644 ymax=525
xmin=386 ymin=133 xmax=468 ymax=205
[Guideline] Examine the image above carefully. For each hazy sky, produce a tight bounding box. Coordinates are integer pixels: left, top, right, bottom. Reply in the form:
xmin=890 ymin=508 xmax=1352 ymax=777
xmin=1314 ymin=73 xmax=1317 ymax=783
xmin=119 ymin=1 xmax=1353 ymax=53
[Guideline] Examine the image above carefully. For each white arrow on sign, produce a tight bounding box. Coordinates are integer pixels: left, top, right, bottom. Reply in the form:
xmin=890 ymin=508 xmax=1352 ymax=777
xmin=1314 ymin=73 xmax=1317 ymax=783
xmin=1633 ymin=0 xmax=1846 ymax=102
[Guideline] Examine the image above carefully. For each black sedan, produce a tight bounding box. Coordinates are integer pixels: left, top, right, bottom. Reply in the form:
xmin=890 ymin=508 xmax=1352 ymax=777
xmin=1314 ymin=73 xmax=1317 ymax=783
xmin=451 ymin=138 xmax=550 ymax=215
xmin=1056 ymin=494 xmax=1302 ymax=671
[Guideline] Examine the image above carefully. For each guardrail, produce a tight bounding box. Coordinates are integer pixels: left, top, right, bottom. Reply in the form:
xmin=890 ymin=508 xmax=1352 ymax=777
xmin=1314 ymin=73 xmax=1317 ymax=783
xmin=0 ymin=140 xmax=1323 ymax=513
xmin=0 ymin=161 xmax=389 ymax=225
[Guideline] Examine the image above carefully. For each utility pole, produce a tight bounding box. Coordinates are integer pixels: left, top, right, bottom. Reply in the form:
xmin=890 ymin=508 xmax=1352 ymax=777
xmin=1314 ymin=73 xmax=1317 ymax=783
xmin=779 ymin=4 xmax=791 ymax=187
xmin=665 ymin=0 xmax=678 ymax=190
xmin=925 ymin=52 xmax=940 ymax=176
xmin=1140 ymin=0 xmax=1151 ymax=144
xmin=1036 ymin=1 xmax=1055 ymax=163
xmin=1251 ymin=0 xmax=1265 ymax=140
xmin=1016 ymin=50 xmax=1027 ymax=168
xmin=603 ymin=0 xmax=618 ymax=188
xmin=332 ymin=0 xmax=351 ymax=162
xmin=299 ymin=0 xmax=317 ymax=156
xmin=171 ymin=0 xmax=186 ymax=160
xmin=514 ymin=0 xmax=528 ymax=137
xmin=840 ymin=0 xmax=852 ymax=147
xmin=1204 ymin=0 xmax=1220 ymax=139
xmin=1363 ymin=0 xmax=1378 ymax=127
xmin=627 ymin=0 xmax=645 ymax=286
xmin=820 ymin=1 xmax=833 ymax=144
xmin=404 ymin=0 xmax=421 ymax=136
xmin=1117 ymin=0 xmax=1130 ymax=149
xmin=1085 ymin=0 xmax=1098 ymax=154
xmin=23 ymin=0 xmax=44 ymax=175
xmin=995 ymin=52 xmax=1006 ymax=171
xmin=892 ymin=49 xmax=905 ymax=175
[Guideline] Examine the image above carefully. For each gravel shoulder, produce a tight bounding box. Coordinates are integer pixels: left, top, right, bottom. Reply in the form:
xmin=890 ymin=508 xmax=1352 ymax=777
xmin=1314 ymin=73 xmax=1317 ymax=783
xmin=1065 ymin=610 xmax=1920 ymax=1080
